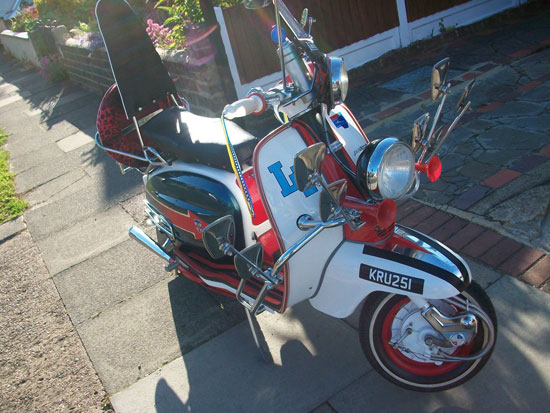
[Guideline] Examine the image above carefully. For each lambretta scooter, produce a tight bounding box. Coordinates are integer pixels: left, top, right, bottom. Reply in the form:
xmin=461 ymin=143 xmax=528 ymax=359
xmin=94 ymin=0 xmax=496 ymax=391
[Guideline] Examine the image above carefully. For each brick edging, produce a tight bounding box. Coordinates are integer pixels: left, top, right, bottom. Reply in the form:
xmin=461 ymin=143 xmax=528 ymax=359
xmin=396 ymin=200 xmax=550 ymax=293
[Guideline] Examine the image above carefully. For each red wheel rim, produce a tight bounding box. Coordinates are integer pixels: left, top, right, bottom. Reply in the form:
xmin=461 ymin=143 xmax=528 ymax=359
xmin=381 ymin=297 xmax=475 ymax=377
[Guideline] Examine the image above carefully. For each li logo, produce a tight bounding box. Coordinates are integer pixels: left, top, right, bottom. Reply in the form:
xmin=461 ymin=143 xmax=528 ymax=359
xmin=267 ymin=161 xmax=318 ymax=198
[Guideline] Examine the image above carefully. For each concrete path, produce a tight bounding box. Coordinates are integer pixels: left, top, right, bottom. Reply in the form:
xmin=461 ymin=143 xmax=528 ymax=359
xmin=110 ymin=269 xmax=550 ymax=413
xmin=0 ymin=3 xmax=549 ymax=412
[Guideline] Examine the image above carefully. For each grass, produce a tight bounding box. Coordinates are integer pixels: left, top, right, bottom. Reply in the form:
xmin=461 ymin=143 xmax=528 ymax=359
xmin=0 ymin=128 xmax=27 ymax=224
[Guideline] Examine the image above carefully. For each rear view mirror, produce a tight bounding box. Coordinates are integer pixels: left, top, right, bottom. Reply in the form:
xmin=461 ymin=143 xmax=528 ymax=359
xmin=319 ymin=179 xmax=347 ymax=222
xmin=234 ymin=243 xmax=264 ymax=281
xmin=456 ymin=78 xmax=476 ymax=114
xmin=294 ymin=142 xmax=326 ymax=192
xmin=202 ymin=215 xmax=235 ymax=259
xmin=431 ymin=58 xmax=450 ymax=101
xmin=300 ymin=8 xmax=309 ymax=28
xmin=411 ymin=112 xmax=430 ymax=152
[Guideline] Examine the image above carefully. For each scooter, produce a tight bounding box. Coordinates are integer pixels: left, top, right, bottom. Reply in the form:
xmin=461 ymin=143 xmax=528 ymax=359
xmin=94 ymin=0 xmax=496 ymax=391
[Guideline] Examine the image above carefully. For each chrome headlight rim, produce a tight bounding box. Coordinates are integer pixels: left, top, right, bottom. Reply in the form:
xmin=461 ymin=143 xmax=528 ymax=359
xmin=357 ymin=137 xmax=415 ymax=201
xmin=329 ymin=57 xmax=348 ymax=106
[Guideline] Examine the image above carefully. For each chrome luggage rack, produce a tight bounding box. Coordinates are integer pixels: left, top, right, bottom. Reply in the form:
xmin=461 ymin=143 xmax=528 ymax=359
xmin=94 ymin=95 xmax=190 ymax=174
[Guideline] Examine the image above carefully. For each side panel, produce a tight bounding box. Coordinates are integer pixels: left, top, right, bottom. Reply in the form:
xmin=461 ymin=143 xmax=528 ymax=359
xmin=255 ymin=127 xmax=343 ymax=308
xmin=309 ymin=225 xmax=470 ymax=318
xmin=145 ymin=171 xmax=243 ymax=248
xmin=146 ymin=161 xmax=264 ymax=248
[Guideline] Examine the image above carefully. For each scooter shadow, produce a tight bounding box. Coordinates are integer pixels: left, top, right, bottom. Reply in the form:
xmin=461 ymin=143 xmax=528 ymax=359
xmin=159 ymin=279 xmax=369 ymax=412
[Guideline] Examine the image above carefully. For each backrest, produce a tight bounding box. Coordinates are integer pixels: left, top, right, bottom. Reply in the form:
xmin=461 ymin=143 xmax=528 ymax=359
xmin=95 ymin=0 xmax=177 ymax=119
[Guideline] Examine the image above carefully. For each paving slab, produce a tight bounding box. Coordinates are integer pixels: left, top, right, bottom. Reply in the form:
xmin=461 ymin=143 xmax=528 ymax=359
xmin=57 ymin=130 xmax=95 ymax=152
xmin=381 ymin=66 xmax=463 ymax=95
xmin=36 ymin=206 xmax=135 ymax=275
xmin=79 ymin=146 xmax=143 ymax=202
xmin=0 ymin=70 xmax=40 ymax=86
xmin=24 ymin=168 xmax=141 ymax=241
xmin=7 ymin=142 xmax=65 ymax=174
xmin=0 ymin=83 xmax=19 ymax=95
xmin=110 ymin=301 xmax=369 ymax=412
xmin=54 ymin=239 xmax=171 ymax=324
xmin=0 ymin=216 xmax=26 ymax=243
xmin=328 ymin=276 xmax=550 ymax=412
xmin=24 ymin=167 xmax=93 ymax=207
xmin=78 ymin=274 xmax=245 ymax=393
xmin=0 ymin=93 xmax=23 ymax=109
xmin=3 ymin=119 xmax=65 ymax=158
xmin=14 ymin=152 xmax=82 ymax=194
xmin=23 ymin=89 xmax=91 ymax=118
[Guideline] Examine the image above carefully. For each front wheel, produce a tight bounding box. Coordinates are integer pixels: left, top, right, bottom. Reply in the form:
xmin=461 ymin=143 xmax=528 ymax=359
xmin=359 ymin=281 xmax=497 ymax=392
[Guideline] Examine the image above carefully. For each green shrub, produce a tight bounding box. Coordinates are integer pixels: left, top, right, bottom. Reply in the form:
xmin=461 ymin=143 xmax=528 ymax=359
xmin=10 ymin=7 xmax=39 ymax=32
xmin=34 ymin=0 xmax=95 ymax=27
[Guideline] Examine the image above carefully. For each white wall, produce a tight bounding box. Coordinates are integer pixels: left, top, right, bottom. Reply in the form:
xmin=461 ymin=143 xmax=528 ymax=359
xmin=0 ymin=30 xmax=40 ymax=67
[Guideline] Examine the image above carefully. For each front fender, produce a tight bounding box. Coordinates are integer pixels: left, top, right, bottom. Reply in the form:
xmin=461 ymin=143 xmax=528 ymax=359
xmin=308 ymin=225 xmax=471 ymax=318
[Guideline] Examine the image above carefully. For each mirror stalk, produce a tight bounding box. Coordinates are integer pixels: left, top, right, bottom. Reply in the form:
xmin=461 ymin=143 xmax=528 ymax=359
xmin=273 ymin=0 xmax=288 ymax=93
xmin=428 ymin=101 xmax=471 ymax=162
xmin=419 ymin=83 xmax=450 ymax=163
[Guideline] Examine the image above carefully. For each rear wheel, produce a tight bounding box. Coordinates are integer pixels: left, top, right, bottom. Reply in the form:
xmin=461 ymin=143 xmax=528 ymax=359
xmin=359 ymin=281 xmax=497 ymax=391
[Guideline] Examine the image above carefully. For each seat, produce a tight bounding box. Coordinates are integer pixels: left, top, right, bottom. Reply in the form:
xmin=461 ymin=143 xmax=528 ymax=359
xmin=141 ymin=106 xmax=259 ymax=170
xmin=96 ymin=0 xmax=259 ymax=171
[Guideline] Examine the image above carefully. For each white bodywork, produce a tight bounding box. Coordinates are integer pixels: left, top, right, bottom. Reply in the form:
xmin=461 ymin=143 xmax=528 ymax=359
xmin=255 ymin=127 xmax=342 ymax=307
xmin=309 ymin=228 xmax=469 ymax=318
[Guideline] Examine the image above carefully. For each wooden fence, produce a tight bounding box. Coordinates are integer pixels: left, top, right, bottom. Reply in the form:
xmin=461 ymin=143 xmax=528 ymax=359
xmin=221 ymin=0 xmax=399 ymax=85
xmin=216 ymin=0 xmax=526 ymax=98
xmin=405 ymin=0 xmax=470 ymax=22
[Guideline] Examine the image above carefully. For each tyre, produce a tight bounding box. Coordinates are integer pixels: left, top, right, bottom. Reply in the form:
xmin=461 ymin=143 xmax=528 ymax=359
xmin=359 ymin=281 xmax=497 ymax=392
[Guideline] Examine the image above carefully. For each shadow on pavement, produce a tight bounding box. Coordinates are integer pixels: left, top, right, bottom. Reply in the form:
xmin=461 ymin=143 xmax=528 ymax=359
xmin=0 ymin=53 xmax=141 ymax=204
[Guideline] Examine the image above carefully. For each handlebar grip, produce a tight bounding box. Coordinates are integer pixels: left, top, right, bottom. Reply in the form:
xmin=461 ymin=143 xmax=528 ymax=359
xmin=223 ymin=94 xmax=265 ymax=119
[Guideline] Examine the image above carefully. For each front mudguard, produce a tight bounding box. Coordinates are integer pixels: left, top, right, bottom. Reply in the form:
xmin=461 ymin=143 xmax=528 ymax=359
xmin=309 ymin=225 xmax=471 ymax=318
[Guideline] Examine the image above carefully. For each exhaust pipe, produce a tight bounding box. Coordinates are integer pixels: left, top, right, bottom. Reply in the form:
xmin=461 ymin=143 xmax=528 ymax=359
xmin=129 ymin=226 xmax=172 ymax=262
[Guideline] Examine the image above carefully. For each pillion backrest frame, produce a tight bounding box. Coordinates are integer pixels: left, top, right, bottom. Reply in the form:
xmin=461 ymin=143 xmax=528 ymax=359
xmin=95 ymin=0 xmax=188 ymax=168
xmin=95 ymin=0 xmax=177 ymax=119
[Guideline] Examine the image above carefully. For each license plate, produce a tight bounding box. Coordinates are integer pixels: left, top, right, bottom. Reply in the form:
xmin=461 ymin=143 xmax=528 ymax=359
xmin=360 ymin=264 xmax=424 ymax=294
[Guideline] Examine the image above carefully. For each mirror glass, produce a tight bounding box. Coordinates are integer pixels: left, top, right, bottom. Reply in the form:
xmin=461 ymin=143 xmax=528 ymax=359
xmin=320 ymin=179 xmax=347 ymax=222
xmin=202 ymin=215 xmax=235 ymax=259
xmin=243 ymin=0 xmax=271 ymax=9
xmin=411 ymin=112 xmax=429 ymax=152
xmin=300 ymin=8 xmax=309 ymax=28
xmin=294 ymin=142 xmax=326 ymax=192
xmin=234 ymin=243 xmax=264 ymax=281
xmin=431 ymin=58 xmax=450 ymax=101
xmin=456 ymin=78 xmax=476 ymax=114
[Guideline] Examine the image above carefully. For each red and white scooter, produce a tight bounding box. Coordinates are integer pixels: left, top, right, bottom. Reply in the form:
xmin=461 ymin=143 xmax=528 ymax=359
xmin=95 ymin=0 xmax=496 ymax=391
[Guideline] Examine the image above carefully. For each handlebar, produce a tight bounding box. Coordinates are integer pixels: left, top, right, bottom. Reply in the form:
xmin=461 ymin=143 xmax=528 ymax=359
xmin=222 ymin=94 xmax=265 ymax=119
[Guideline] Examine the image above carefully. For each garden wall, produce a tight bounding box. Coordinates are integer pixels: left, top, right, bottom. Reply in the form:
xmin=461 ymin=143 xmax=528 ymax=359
xmin=58 ymin=38 xmax=227 ymax=116
xmin=0 ymin=30 xmax=40 ymax=67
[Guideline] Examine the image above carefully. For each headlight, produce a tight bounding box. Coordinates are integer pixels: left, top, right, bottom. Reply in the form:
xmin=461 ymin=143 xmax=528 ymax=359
xmin=329 ymin=57 xmax=348 ymax=106
xmin=356 ymin=138 xmax=415 ymax=200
